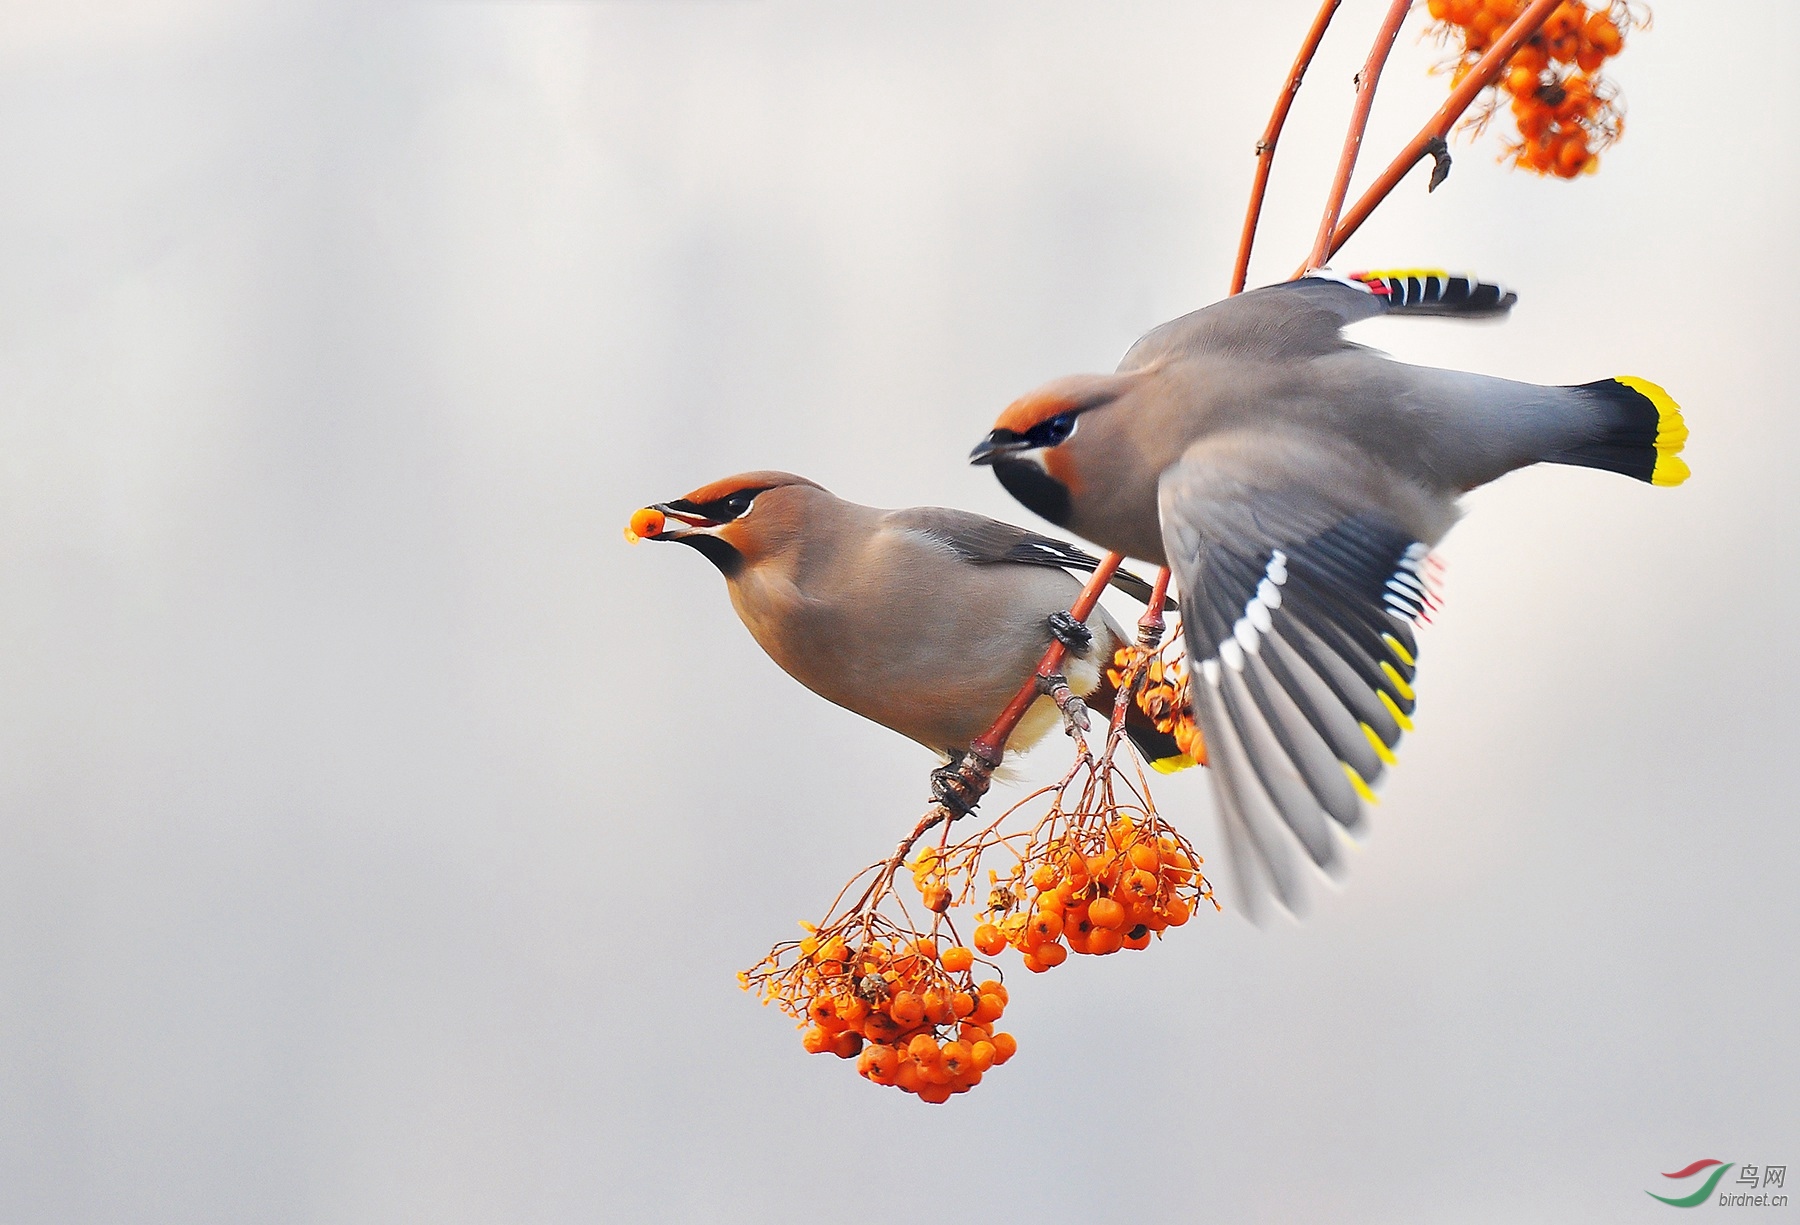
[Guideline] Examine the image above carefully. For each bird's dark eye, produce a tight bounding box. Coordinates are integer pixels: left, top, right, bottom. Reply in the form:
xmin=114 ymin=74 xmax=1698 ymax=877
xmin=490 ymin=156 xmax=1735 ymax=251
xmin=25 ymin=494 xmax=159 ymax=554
xmin=724 ymin=492 xmax=755 ymax=518
xmin=1028 ymin=412 xmax=1077 ymax=448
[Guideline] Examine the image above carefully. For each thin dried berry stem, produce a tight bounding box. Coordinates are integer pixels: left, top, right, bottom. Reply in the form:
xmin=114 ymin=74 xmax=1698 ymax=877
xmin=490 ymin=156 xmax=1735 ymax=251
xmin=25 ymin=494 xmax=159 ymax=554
xmin=1315 ymin=0 xmax=1565 ymax=267
xmin=1306 ymin=0 xmax=1414 ymax=271
xmin=1232 ymin=0 xmax=1343 ymax=295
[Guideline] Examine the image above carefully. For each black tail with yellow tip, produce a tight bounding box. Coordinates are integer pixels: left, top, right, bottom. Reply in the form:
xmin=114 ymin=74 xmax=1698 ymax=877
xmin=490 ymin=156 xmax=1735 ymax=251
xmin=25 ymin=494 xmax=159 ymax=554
xmin=1552 ymin=376 xmax=1690 ymax=487
xmin=1124 ymin=718 xmax=1197 ymax=774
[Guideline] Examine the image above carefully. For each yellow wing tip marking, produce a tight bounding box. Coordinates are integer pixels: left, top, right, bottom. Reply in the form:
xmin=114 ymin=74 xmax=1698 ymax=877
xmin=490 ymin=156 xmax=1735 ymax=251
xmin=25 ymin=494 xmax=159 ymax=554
xmin=1360 ymin=721 xmax=1398 ymax=767
xmin=1377 ymin=689 xmax=1415 ymax=733
xmin=1378 ymin=661 xmax=1416 ymax=702
xmin=1149 ymin=753 xmax=1198 ymax=774
xmin=1359 ymin=268 xmax=1452 ymax=281
xmin=1653 ymin=455 xmax=1691 ymax=486
xmin=1381 ymin=633 xmax=1415 ymax=667
xmin=1342 ymin=761 xmax=1380 ymax=805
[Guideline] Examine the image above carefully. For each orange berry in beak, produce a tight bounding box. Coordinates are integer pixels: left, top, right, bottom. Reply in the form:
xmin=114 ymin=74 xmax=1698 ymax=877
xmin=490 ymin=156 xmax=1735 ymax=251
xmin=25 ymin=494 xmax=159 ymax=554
xmin=624 ymin=506 xmax=665 ymax=544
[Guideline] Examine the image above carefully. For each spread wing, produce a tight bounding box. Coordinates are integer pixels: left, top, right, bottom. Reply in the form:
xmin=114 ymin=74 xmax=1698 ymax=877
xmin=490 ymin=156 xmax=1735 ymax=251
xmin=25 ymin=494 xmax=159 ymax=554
xmin=1119 ymin=271 xmax=1517 ymax=371
xmin=1158 ymin=433 xmax=1440 ymax=918
xmin=889 ymin=507 xmax=1174 ymax=608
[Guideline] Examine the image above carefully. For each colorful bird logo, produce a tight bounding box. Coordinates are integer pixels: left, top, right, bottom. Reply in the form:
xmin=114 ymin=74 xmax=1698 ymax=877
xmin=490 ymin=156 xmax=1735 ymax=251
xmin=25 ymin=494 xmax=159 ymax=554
xmin=1648 ymin=1160 xmax=1735 ymax=1207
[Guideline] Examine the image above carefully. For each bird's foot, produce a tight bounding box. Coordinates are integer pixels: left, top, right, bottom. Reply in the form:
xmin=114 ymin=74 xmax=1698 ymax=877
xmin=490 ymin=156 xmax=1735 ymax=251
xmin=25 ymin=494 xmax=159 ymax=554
xmin=1036 ymin=670 xmax=1092 ymax=752
xmin=929 ymin=752 xmax=993 ymax=819
xmin=1048 ymin=611 xmax=1092 ymax=653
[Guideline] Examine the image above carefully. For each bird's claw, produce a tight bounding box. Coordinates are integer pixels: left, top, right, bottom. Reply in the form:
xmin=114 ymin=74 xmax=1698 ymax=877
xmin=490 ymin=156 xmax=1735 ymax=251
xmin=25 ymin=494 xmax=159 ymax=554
xmin=1037 ymin=670 xmax=1093 ymax=756
xmin=929 ymin=751 xmax=995 ymax=819
xmin=1048 ymin=611 xmax=1092 ymax=652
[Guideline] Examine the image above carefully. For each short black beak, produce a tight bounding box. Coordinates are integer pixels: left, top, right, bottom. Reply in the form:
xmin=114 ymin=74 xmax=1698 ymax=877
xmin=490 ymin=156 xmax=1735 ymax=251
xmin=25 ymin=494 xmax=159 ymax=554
xmin=969 ymin=429 xmax=1030 ymax=466
xmin=652 ymin=501 xmax=724 ymax=535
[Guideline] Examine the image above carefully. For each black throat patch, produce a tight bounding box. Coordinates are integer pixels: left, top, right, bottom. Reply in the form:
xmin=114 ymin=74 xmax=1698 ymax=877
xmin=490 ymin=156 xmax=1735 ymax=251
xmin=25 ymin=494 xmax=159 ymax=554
xmin=675 ymin=533 xmax=744 ymax=577
xmin=993 ymin=460 xmax=1071 ymax=528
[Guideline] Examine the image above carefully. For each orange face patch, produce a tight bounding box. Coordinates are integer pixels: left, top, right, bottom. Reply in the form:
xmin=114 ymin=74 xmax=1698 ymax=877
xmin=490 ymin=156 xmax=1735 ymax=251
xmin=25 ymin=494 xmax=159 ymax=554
xmin=1042 ymin=444 xmax=1082 ymax=498
xmin=991 ymin=391 xmax=1080 ymax=437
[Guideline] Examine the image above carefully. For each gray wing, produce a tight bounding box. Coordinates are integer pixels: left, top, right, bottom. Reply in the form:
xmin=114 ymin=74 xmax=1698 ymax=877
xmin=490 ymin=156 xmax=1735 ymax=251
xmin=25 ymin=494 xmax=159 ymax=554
xmin=889 ymin=507 xmax=1173 ymax=609
xmin=1157 ymin=434 xmax=1438 ymax=918
xmin=1120 ymin=271 xmax=1517 ymax=372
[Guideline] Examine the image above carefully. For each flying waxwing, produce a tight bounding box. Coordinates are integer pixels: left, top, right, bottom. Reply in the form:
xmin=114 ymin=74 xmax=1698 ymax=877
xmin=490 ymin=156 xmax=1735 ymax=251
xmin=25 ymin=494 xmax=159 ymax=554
xmin=626 ymin=471 xmax=1190 ymax=778
xmin=970 ymin=270 xmax=1690 ymax=916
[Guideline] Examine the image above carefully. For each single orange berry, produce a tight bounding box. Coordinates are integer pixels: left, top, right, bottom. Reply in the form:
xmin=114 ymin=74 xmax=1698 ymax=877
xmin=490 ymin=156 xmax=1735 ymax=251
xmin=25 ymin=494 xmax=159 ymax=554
xmin=1022 ymin=953 xmax=1049 ymax=974
xmin=940 ymin=945 xmax=974 ymax=973
xmin=859 ymin=1043 xmax=899 ymax=1083
xmin=922 ymin=884 xmax=952 ymax=913
xmin=977 ymin=980 xmax=1008 ymax=1005
xmin=990 ymin=1032 xmax=1018 ymax=1064
xmin=1028 ymin=910 xmax=1064 ymax=943
xmin=950 ymin=991 xmax=976 ymax=1018
xmin=970 ymin=1039 xmax=997 ymax=1072
xmin=908 ymin=1033 xmax=942 ymax=1064
xmin=1088 ymin=927 xmax=1123 ymax=955
xmin=623 ymin=506 xmax=665 ymax=544
xmin=1089 ymin=897 xmax=1126 ymax=930
xmin=801 ymin=1026 xmax=832 ymax=1055
xmin=940 ymin=1040 xmax=972 ymax=1077
xmin=912 ymin=937 xmax=939 ymax=961
xmin=1030 ymin=863 xmax=1058 ymax=891
xmin=922 ymin=989 xmax=956 ymax=1026
xmin=973 ymin=924 xmax=1006 ymax=956
xmin=889 ymin=992 xmax=925 ymax=1027
xmin=1586 ymin=12 xmax=1621 ymax=54
xmin=974 ymin=993 xmax=1005 ymax=1024
xmin=1123 ymin=868 xmax=1159 ymax=901
xmin=830 ymin=1031 xmax=863 ymax=1059
xmin=1164 ymin=896 xmax=1193 ymax=927
xmin=1036 ymin=941 xmax=1068 ymax=967
xmin=1127 ymin=843 xmax=1161 ymax=873
xmin=917 ymin=1081 xmax=953 ymax=1104
xmin=1124 ymin=930 xmax=1153 ymax=951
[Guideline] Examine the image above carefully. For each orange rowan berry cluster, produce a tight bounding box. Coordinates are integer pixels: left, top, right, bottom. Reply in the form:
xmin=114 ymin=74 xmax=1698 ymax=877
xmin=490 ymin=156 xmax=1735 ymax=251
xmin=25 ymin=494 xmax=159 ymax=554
xmin=1108 ymin=647 xmax=1206 ymax=767
xmin=742 ymin=918 xmax=1017 ymax=1104
xmin=1428 ymin=0 xmax=1648 ymax=178
xmin=975 ymin=814 xmax=1216 ymax=972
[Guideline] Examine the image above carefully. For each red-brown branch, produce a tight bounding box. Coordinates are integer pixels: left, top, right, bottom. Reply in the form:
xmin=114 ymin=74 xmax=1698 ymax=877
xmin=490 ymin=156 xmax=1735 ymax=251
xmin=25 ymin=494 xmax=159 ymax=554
xmin=1305 ymin=0 xmax=1412 ymax=271
xmin=1313 ymin=0 xmax=1564 ymax=267
xmin=1231 ymin=0 xmax=1343 ymax=295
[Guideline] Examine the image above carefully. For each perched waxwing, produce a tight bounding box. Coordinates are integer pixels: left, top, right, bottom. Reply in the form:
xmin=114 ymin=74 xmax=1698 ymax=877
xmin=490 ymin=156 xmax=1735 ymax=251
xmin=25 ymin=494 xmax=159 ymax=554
xmin=971 ymin=270 xmax=1690 ymax=916
xmin=626 ymin=471 xmax=1188 ymax=777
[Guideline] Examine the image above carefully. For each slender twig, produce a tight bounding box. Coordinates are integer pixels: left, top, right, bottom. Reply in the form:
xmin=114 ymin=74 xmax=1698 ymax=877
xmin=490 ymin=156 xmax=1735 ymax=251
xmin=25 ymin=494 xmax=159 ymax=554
xmin=1305 ymin=0 xmax=1412 ymax=271
xmin=1312 ymin=0 xmax=1564 ymax=268
xmin=1232 ymin=0 xmax=1342 ymax=295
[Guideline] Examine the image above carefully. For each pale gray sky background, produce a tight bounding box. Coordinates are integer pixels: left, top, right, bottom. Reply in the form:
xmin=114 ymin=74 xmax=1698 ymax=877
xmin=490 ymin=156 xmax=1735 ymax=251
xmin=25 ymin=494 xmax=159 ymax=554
xmin=1 ymin=3 xmax=1795 ymax=1222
